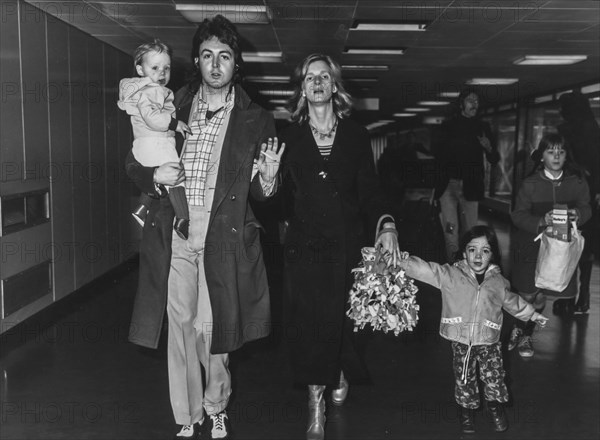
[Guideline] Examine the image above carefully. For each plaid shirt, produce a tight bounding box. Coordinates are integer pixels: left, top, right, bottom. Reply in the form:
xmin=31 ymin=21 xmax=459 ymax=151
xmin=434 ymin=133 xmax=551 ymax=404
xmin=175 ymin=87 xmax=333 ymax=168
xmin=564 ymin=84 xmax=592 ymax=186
xmin=181 ymin=87 xmax=235 ymax=206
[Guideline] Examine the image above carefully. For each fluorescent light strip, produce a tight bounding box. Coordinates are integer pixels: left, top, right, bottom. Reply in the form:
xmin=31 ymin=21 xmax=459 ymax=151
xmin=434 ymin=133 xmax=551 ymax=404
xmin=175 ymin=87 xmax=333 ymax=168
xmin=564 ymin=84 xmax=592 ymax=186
xmin=438 ymin=91 xmax=460 ymax=98
xmin=418 ymin=101 xmax=449 ymax=106
xmin=242 ymin=52 xmax=282 ymax=63
xmin=352 ymin=23 xmax=427 ymax=31
xmin=245 ymin=75 xmax=290 ymax=83
xmin=466 ymin=78 xmax=518 ymax=85
xmin=514 ymin=55 xmax=587 ymax=65
xmin=423 ymin=116 xmax=445 ymax=125
xmin=581 ymin=83 xmax=600 ymax=94
xmin=344 ymin=48 xmax=405 ymax=55
xmin=393 ymin=113 xmax=417 ymax=117
xmin=344 ymin=78 xmax=378 ymax=83
xmin=342 ymin=65 xmax=390 ymax=71
xmin=268 ymin=99 xmax=289 ymax=105
xmin=259 ymin=90 xmax=294 ymax=96
xmin=403 ymin=108 xmax=430 ymax=112
xmin=176 ymin=4 xmax=271 ymax=24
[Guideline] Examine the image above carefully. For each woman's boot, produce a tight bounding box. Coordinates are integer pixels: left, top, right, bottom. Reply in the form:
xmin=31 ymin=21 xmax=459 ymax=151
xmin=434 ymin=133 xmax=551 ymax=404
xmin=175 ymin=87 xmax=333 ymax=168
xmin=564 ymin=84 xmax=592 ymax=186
xmin=459 ymin=406 xmax=475 ymax=434
xmin=331 ymin=371 xmax=349 ymax=406
xmin=307 ymin=385 xmax=326 ymax=440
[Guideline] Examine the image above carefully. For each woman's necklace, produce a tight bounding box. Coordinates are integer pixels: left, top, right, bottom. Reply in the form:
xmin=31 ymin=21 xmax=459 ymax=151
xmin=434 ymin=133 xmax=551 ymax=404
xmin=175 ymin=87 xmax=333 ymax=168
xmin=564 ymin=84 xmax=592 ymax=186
xmin=309 ymin=118 xmax=338 ymax=141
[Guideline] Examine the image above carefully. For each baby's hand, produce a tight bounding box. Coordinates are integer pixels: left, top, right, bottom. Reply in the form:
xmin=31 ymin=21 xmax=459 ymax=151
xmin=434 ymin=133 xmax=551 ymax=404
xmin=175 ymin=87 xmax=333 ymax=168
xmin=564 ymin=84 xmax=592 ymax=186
xmin=176 ymin=121 xmax=192 ymax=138
xmin=532 ymin=312 xmax=549 ymax=328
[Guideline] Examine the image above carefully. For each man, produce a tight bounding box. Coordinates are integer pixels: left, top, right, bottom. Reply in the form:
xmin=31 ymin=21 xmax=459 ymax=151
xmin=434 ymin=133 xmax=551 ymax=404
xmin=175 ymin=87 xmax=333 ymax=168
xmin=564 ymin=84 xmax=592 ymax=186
xmin=125 ymin=15 xmax=284 ymax=440
xmin=435 ymin=89 xmax=499 ymax=261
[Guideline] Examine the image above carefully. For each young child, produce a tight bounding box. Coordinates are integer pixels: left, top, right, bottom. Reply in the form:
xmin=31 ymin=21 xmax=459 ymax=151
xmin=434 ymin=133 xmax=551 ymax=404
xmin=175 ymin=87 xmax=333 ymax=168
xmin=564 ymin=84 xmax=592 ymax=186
xmin=509 ymin=133 xmax=591 ymax=356
xmin=397 ymin=225 xmax=548 ymax=434
xmin=118 ymin=39 xmax=192 ymax=239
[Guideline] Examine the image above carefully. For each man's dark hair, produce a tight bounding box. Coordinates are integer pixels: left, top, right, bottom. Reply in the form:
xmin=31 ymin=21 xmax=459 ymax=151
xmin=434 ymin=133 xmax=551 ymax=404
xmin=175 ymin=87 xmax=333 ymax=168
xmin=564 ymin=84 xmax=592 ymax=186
xmin=191 ymin=14 xmax=243 ymax=83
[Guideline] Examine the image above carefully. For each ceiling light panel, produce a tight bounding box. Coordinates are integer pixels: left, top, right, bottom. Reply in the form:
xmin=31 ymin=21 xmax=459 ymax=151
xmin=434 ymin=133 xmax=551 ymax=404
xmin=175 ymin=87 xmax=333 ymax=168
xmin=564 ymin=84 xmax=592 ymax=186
xmin=418 ymin=101 xmax=449 ymax=106
xmin=342 ymin=65 xmax=390 ymax=71
xmin=351 ymin=21 xmax=428 ymax=31
xmin=176 ymin=3 xmax=271 ymax=24
xmin=344 ymin=48 xmax=405 ymax=55
xmin=466 ymin=78 xmax=519 ymax=85
xmin=242 ymin=52 xmax=283 ymax=63
xmin=245 ymin=75 xmax=290 ymax=83
xmin=514 ymin=55 xmax=587 ymax=65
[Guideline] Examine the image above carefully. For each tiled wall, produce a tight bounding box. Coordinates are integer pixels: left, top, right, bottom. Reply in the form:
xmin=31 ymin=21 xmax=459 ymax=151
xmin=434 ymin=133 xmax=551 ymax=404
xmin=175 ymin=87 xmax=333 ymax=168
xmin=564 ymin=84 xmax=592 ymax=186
xmin=0 ymin=0 xmax=139 ymax=332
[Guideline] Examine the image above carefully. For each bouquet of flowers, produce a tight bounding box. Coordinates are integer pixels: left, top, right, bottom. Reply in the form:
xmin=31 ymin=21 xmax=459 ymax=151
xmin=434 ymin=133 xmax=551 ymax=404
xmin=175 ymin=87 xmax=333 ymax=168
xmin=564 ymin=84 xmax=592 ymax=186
xmin=347 ymin=247 xmax=419 ymax=336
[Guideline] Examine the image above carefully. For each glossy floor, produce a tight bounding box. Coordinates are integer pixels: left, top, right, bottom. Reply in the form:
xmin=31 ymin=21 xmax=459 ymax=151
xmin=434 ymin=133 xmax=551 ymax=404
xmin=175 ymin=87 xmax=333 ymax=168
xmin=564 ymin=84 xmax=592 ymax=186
xmin=1 ymin=216 xmax=598 ymax=440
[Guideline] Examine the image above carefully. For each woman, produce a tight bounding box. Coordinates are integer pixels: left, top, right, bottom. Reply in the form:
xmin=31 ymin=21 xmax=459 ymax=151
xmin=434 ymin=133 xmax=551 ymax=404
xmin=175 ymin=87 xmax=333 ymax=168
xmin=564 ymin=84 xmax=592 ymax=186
xmin=509 ymin=133 xmax=591 ymax=358
xmin=278 ymin=53 xmax=400 ymax=440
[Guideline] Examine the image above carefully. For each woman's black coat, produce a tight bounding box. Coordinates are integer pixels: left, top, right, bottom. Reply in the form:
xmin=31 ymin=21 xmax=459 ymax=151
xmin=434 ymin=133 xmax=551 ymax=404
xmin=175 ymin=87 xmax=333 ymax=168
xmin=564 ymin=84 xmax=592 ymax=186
xmin=278 ymin=118 xmax=392 ymax=386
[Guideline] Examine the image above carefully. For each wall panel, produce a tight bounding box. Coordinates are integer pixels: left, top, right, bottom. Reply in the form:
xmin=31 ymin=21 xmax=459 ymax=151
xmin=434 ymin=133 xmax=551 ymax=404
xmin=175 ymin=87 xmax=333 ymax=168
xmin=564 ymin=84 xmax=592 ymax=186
xmin=19 ymin=0 xmax=50 ymax=178
xmin=69 ymin=28 xmax=93 ymax=288
xmin=103 ymin=48 xmax=122 ymax=266
xmin=87 ymin=37 xmax=109 ymax=277
xmin=46 ymin=17 xmax=75 ymax=299
xmin=0 ymin=0 xmax=24 ymax=180
xmin=1 ymin=0 xmax=136 ymax=332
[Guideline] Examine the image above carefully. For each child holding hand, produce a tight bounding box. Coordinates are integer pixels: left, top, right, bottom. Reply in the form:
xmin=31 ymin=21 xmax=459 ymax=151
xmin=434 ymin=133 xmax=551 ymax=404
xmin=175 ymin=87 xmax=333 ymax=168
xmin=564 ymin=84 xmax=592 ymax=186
xmin=118 ymin=39 xmax=192 ymax=239
xmin=397 ymin=225 xmax=548 ymax=434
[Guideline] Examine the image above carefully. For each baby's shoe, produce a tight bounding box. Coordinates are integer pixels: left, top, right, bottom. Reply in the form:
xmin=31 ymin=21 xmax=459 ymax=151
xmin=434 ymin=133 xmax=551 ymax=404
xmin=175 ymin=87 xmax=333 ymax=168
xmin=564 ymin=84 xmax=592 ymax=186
xmin=174 ymin=218 xmax=189 ymax=240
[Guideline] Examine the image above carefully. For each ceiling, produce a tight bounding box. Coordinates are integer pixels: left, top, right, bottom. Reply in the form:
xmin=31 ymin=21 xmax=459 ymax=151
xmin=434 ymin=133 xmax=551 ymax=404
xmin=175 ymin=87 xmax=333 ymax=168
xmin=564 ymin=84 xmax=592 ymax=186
xmin=25 ymin=0 xmax=600 ymax=127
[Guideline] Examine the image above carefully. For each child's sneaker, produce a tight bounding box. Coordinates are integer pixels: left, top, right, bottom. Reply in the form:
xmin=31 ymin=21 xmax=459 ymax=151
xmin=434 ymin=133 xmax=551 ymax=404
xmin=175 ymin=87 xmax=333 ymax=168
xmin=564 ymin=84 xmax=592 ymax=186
xmin=132 ymin=205 xmax=148 ymax=227
xmin=518 ymin=335 xmax=534 ymax=358
xmin=507 ymin=327 xmax=523 ymax=351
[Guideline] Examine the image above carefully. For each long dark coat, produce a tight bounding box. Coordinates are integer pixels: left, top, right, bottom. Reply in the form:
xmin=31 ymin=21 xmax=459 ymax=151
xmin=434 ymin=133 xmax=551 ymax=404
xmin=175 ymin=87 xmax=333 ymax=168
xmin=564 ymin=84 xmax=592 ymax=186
xmin=278 ymin=119 xmax=393 ymax=386
xmin=125 ymin=82 xmax=275 ymax=353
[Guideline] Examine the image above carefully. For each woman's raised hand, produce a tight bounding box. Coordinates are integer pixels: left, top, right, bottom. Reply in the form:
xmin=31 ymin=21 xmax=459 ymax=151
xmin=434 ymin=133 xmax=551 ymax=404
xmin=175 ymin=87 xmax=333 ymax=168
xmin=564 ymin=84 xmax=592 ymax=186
xmin=258 ymin=137 xmax=286 ymax=183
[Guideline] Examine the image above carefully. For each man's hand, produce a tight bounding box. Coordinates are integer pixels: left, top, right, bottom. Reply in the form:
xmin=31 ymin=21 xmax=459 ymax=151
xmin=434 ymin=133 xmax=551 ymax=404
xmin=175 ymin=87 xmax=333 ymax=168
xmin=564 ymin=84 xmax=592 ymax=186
xmin=257 ymin=137 xmax=286 ymax=183
xmin=154 ymin=162 xmax=185 ymax=186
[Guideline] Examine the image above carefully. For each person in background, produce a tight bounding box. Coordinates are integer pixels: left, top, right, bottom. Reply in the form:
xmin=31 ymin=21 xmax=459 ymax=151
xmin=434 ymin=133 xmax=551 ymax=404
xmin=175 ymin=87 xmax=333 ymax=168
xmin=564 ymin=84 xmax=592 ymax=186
xmin=434 ymin=89 xmax=500 ymax=261
xmin=398 ymin=225 xmax=548 ymax=434
xmin=508 ymin=133 xmax=591 ymax=359
xmin=278 ymin=53 xmax=400 ymax=440
xmin=557 ymin=91 xmax=600 ymax=314
xmin=124 ymin=16 xmax=284 ymax=440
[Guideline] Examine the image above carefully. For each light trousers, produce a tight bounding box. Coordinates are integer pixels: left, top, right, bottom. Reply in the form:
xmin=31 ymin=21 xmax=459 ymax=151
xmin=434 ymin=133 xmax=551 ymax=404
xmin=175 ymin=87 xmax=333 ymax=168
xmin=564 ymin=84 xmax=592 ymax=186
xmin=439 ymin=179 xmax=479 ymax=261
xmin=167 ymin=206 xmax=231 ymax=425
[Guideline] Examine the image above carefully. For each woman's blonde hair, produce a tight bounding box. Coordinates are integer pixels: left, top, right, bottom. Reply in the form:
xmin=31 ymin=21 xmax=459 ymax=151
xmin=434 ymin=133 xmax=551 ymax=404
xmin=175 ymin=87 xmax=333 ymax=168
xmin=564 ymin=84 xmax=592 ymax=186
xmin=288 ymin=53 xmax=352 ymax=123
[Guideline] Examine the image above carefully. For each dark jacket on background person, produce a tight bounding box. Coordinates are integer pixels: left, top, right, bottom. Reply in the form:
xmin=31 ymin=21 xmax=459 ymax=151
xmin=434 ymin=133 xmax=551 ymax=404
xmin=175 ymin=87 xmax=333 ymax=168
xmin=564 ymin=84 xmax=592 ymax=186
xmin=435 ymin=115 xmax=500 ymax=200
xmin=125 ymin=81 xmax=276 ymax=352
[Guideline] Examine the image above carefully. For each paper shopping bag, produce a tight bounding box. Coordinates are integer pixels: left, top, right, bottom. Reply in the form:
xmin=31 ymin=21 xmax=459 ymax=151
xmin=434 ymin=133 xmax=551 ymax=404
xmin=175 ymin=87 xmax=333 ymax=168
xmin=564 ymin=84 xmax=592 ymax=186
xmin=535 ymin=222 xmax=585 ymax=292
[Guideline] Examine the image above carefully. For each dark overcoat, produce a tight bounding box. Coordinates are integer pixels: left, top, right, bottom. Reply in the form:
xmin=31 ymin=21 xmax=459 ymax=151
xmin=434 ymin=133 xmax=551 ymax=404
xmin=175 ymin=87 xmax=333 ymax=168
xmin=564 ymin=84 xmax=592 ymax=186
xmin=278 ymin=119 xmax=393 ymax=386
xmin=125 ymin=82 xmax=275 ymax=353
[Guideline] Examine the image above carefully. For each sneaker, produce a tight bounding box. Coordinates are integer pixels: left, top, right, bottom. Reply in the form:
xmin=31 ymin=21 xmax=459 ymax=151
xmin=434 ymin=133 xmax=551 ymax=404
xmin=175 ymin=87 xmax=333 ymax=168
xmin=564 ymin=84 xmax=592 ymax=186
xmin=174 ymin=424 xmax=196 ymax=439
xmin=507 ymin=327 xmax=523 ymax=351
xmin=208 ymin=411 xmax=229 ymax=439
xmin=518 ymin=336 xmax=534 ymax=358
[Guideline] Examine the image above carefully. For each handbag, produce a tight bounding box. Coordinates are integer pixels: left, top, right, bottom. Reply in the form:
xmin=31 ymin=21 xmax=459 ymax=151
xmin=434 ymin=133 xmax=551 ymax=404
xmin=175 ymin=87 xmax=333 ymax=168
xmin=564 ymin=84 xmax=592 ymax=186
xmin=346 ymin=218 xmax=420 ymax=336
xmin=534 ymin=221 xmax=585 ymax=292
